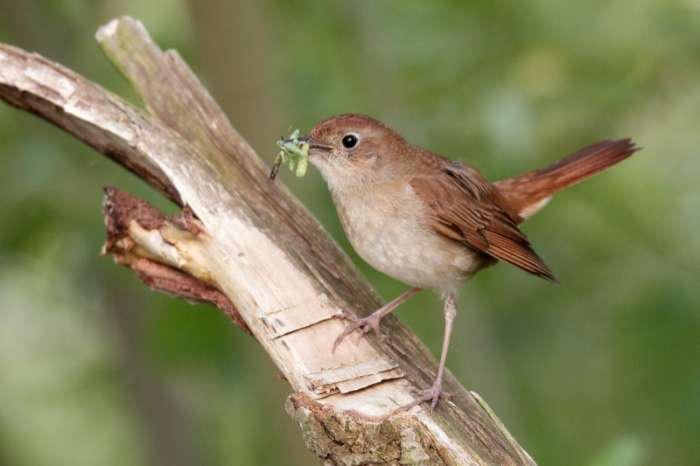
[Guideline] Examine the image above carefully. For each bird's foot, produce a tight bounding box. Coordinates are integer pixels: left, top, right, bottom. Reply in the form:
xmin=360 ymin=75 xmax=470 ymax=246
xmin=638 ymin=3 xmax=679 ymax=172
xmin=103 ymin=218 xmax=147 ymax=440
xmin=410 ymin=379 xmax=450 ymax=411
xmin=332 ymin=312 xmax=384 ymax=353
xmin=331 ymin=288 xmax=421 ymax=353
xmin=378 ymin=381 xmax=450 ymax=421
xmin=389 ymin=380 xmax=450 ymax=418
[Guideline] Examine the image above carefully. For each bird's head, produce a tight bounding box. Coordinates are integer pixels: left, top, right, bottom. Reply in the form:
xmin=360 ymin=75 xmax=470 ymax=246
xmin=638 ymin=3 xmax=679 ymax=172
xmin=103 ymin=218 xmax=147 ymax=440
xmin=296 ymin=113 xmax=408 ymax=190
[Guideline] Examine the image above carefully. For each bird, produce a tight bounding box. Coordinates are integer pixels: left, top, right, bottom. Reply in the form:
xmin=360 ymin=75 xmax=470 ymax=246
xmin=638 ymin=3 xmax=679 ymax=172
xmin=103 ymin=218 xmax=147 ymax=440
xmin=295 ymin=113 xmax=637 ymax=409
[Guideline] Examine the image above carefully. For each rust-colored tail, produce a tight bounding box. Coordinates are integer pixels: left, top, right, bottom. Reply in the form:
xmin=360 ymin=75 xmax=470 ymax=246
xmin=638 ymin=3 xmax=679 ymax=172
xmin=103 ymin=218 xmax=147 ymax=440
xmin=495 ymin=139 xmax=639 ymax=222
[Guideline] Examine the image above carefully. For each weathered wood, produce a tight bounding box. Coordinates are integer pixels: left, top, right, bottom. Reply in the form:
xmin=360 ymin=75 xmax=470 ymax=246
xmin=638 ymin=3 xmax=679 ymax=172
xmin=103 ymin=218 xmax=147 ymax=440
xmin=0 ymin=17 xmax=536 ymax=465
xmin=102 ymin=186 xmax=251 ymax=335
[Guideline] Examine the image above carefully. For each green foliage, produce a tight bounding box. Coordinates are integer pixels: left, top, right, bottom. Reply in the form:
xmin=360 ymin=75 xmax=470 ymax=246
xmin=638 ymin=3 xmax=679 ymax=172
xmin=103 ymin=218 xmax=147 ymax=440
xmin=1 ymin=1 xmax=699 ymax=465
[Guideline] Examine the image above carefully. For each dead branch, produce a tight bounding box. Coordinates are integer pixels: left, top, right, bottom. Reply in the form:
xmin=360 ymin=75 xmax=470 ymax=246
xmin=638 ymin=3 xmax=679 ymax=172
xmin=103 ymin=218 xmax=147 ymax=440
xmin=0 ymin=17 xmax=536 ymax=465
xmin=102 ymin=186 xmax=250 ymax=334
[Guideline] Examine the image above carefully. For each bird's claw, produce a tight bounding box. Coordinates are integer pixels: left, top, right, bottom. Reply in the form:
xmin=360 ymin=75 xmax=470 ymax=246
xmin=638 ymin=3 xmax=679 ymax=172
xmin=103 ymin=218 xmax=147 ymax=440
xmin=400 ymin=383 xmax=449 ymax=413
xmin=378 ymin=382 xmax=449 ymax=420
xmin=413 ymin=384 xmax=450 ymax=410
xmin=332 ymin=313 xmax=384 ymax=353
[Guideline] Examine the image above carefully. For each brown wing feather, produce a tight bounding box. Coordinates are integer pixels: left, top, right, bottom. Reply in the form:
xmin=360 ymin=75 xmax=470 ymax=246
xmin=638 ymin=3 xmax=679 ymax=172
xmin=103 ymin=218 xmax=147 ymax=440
xmin=411 ymin=161 xmax=556 ymax=281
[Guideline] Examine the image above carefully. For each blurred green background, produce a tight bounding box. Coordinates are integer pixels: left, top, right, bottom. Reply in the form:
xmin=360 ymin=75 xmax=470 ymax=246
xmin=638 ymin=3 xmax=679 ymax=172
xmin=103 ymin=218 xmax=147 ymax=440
xmin=1 ymin=1 xmax=699 ymax=465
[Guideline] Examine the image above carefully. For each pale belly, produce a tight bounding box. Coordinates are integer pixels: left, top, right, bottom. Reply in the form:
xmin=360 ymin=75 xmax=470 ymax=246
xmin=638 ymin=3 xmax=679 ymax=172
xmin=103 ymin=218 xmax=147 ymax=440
xmin=333 ymin=186 xmax=483 ymax=293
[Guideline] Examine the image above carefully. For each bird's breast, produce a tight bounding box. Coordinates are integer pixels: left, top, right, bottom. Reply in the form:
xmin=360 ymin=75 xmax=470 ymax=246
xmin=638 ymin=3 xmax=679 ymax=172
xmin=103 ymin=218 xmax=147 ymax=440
xmin=331 ymin=181 xmax=482 ymax=293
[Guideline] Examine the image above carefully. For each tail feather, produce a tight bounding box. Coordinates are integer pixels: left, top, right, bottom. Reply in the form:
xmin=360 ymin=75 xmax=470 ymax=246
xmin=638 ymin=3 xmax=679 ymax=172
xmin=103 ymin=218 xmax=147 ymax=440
xmin=495 ymin=139 xmax=639 ymax=222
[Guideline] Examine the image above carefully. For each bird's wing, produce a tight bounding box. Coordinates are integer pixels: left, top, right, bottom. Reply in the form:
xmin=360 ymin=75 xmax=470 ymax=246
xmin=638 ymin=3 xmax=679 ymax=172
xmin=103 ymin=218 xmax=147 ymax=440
xmin=410 ymin=161 xmax=556 ymax=281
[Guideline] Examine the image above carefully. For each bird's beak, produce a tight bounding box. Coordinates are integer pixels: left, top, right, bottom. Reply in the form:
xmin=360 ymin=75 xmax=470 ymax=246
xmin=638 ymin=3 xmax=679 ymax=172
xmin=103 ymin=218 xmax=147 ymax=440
xmin=293 ymin=135 xmax=332 ymax=152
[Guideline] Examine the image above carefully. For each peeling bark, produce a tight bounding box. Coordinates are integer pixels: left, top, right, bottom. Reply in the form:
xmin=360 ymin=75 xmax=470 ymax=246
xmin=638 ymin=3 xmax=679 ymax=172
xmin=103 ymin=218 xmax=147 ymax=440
xmin=102 ymin=187 xmax=250 ymax=334
xmin=287 ymin=393 xmax=446 ymax=466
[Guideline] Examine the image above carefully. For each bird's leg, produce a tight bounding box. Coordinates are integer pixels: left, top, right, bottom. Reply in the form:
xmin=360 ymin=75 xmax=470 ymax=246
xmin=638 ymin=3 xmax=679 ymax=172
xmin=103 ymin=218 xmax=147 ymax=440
xmin=332 ymin=287 xmax=421 ymax=352
xmin=400 ymin=293 xmax=457 ymax=411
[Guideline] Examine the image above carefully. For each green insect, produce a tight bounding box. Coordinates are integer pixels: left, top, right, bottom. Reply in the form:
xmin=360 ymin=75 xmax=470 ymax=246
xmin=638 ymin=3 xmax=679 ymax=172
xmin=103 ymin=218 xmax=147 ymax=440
xmin=269 ymin=129 xmax=310 ymax=180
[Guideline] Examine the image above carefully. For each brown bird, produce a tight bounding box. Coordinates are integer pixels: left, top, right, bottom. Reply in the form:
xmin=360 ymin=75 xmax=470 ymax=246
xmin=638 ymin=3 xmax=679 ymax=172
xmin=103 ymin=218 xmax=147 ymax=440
xmin=297 ymin=113 xmax=637 ymax=408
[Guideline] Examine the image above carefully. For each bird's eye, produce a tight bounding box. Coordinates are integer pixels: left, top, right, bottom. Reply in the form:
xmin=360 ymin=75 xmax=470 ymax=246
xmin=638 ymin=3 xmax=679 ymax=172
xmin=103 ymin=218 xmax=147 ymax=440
xmin=342 ymin=133 xmax=359 ymax=149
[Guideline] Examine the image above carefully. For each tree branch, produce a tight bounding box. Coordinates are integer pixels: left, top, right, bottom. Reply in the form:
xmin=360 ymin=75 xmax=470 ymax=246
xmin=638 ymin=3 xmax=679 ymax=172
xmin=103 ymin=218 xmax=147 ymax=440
xmin=0 ymin=17 xmax=536 ymax=465
xmin=102 ymin=186 xmax=250 ymax=334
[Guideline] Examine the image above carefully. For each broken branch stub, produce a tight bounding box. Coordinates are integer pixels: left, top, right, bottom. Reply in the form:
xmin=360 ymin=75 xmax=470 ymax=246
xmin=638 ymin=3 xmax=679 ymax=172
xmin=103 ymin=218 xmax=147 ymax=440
xmin=0 ymin=16 xmax=537 ymax=465
xmin=102 ymin=186 xmax=250 ymax=335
